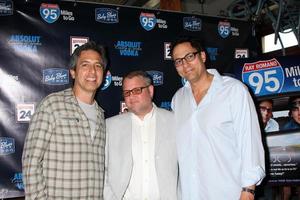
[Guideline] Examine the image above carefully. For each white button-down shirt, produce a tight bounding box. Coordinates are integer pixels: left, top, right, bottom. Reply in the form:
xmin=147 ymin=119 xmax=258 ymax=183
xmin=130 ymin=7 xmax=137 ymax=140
xmin=123 ymin=106 xmax=160 ymax=200
xmin=172 ymin=69 xmax=265 ymax=200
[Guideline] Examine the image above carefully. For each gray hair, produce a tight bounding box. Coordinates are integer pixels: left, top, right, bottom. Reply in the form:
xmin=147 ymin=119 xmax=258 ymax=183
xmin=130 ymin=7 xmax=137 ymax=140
xmin=69 ymin=41 xmax=107 ymax=70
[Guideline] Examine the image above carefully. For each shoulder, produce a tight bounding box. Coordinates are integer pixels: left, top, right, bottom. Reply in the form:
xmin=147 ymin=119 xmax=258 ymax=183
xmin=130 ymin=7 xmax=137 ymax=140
xmin=37 ymin=88 xmax=70 ymax=110
xmin=106 ymin=112 xmax=131 ymax=125
xmin=156 ymin=107 xmax=173 ymax=117
xmin=220 ymin=76 xmax=250 ymax=99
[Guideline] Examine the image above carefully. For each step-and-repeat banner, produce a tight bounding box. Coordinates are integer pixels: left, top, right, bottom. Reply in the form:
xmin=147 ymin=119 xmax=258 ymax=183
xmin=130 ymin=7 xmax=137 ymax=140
xmin=0 ymin=0 xmax=282 ymax=198
xmin=234 ymin=55 xmax=300 ymax=185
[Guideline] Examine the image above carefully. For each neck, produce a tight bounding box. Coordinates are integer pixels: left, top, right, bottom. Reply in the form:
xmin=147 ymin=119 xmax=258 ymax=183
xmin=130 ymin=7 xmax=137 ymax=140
xmin=135 ymin=104 xmax=153 ymax=120
xmin=190 ymin=72 xmax=213 ymax=104
xmin=190 ymin=72 xmax=213 ymax=94
xmin=73 ymin=88 xmax=95 ymax=105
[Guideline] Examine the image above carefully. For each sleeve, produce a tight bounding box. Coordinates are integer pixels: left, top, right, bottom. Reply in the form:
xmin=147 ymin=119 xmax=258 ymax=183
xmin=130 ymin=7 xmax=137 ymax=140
xmin=22 ymin=100 xmax=53 ymax=199
xmin=231 ymin=83 xmax=266 ymax=187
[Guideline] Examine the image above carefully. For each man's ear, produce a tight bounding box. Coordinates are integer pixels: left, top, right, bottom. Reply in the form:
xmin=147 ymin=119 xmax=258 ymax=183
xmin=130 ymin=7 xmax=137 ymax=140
xmin=149 ymin=85 xmax=154 ymax=99
xmin=200 ymin=51 xmax=206 ymax=63
xmin=70 ymin=69 xmax=75 ymax=79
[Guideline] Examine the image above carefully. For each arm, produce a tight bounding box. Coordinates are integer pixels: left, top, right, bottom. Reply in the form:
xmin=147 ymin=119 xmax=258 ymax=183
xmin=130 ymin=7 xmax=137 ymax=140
xmin=22 ymin=102 xmax=52 ymax=199
xmin=230 ymin=84 xmax=266 ymax=199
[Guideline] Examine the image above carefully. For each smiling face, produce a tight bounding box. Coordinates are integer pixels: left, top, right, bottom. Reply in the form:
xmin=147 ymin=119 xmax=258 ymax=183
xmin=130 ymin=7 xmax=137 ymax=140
xmin=123 ymin=75 xmax=154 ymax=119
xmin=70 ymin=49 xmax=104 ymax=98
xmin=172 ymin=42 xmax=207 ymax=84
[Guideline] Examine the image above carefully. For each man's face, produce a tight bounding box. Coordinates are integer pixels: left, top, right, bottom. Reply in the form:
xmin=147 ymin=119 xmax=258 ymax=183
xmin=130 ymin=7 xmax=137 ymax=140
xmin=259 ymin=101 xmax=273 ymax=125
xmin=123 ymin=76 xmax=153 ymax=117
xmin=291 ymin=98 xmax=300 ymax=124
xmin=70 ymin=49 xmax=104 ymax=95
xmin=172 ymin=42 xmax=206 ymax=83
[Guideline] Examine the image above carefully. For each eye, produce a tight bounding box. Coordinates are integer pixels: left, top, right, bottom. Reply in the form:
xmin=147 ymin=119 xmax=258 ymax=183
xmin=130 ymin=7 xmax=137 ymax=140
xmin=95 ymin=63 xmax=103 ymax=69
xmin=174 ymin=59 xmax=182 ymax=65
xmin=185 ymin=53 xmax=194 ymax=60
xmin=132 ymin=88 xmax=141 ymax=94
xmin=80 ymin=62 xmax=89 ymax=67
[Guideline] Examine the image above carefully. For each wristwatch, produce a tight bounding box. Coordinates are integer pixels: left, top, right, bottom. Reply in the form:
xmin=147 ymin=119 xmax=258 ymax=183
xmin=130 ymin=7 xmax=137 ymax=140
xmin=242 ymin=187 xmax=255 ymax=196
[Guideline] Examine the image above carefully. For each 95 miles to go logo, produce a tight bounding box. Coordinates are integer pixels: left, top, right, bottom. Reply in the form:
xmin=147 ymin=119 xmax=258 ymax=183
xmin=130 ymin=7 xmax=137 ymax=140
xmin=242 ymin=58 xmax=284 ymax=96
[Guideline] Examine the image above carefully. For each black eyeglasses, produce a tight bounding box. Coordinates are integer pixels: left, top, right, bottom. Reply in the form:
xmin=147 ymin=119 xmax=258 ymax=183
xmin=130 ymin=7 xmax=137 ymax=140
xmin=123 ymin=85 xmax=150 ymax=97
xmin=259 ymin=106 xmax=272 ymax=113
xmin=173 ymin=51 xmax=199 ymax=67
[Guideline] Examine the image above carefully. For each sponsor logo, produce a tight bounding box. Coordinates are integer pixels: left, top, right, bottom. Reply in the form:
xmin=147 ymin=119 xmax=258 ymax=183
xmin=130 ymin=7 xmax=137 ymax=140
xmin=70 ymin=36 xmax=89 ymax=55
xmin=235 ymin=48 xmax=249 ymax=58
xmin=0 ymin=69 xmax=20 ymax=87
xmin=8 ymin=35 xmax=42 ymax=53
xmin=101 ymin=70 xmax=112 ymax=90
xmin=231 ymin=26 xmax=239 ymax=36
xmin=206 ymin=47 xmax=218 ymax=61
xmin=160 ymin=101 xmax=171 ymax=111
xmin=0 ymin=0 xmax=13 ymax=16
xmin=164 ymin=42 xmax=171 ymax=60
xmin=157 ymin=18 xmax=168 ymax=29
xmin=0 ymin=137 xmax=15 ymax=155
xmin=140 ymin=12 xmax=157 ymax=31
xmin=218 ymin=21 xmax=231 ymax=38
xmin=183 ymin=17 xmax=201 ymax=31
xmin=95 ymin=8 xmax=118 ymax=23
xmin=61 ymin=9 xmax=74 ymax=21
xmin=16 ymin=103 xmax=35 ymax=122
xmin=120 ymin=101 xmax=128 ymax=113
xmin=242 ymin=58 xmax=284 ymax=96
xmin=114 ymin=40 xmax=142 ymax=57
xmin=40 ymin=3 xmax=60 ymax=23
xmin=146 ymin=70 xmax=163 ymax=86
xmin=112 ymin=75 xmax=123 ymax=86
xmin=43 ymin=68 xmax=69 ymax=85
xmin=11 ymin=173 xmax=24 ymax=190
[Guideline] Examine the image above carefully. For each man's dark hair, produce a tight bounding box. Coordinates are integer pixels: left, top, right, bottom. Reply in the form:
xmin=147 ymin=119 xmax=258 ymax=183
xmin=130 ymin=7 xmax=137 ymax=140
xmin=288 ymin=95 xmax=300 ymax=110
xmin=170 ymin=36 xmax=205 ymax=58
xmin=69 ymin=41 xmax=107 ymax=70
xmin=122 ymin=70 xmax=153 ymax=87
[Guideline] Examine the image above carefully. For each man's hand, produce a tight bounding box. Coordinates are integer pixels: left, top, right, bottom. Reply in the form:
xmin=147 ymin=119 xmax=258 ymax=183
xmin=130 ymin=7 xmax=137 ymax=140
xmin=240 ymin=191 xmax=255 ymax=200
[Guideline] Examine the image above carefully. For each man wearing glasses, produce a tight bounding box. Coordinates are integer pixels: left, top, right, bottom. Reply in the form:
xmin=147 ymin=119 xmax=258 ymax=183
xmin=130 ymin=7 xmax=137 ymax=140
xmin=170 ymin=37 xmax=265 ymax=200
xmin=104 ymin=70 xmax=179 ymax=200
xmin=258 ymin=99 xmax=279 ymax=133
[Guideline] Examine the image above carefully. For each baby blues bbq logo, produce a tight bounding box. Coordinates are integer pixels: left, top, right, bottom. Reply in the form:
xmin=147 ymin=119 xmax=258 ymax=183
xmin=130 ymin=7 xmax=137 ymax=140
xmin=115 ymin=41 xmax=142 ymax=57
xmin=43 ymin=68 xmax=69 ymax=85
xmin=95 ymin=8 xmax=118 ymax=23
xmin=218 ymin=21 xmax=231 ymax=38
xmin=183 ymin=17 xmax=201 ymax=31
xmin=11 ymin=173 xmax=24 ymax=190
xmin=140 ymin=12 xmax=157 ymax=31
xmin=242 ymin=58 xmax=284 ymax=96
xmin=0 ymin=0 xmax=13 ymax=16
xmin=146 ymin=70 xmax=163 ymax=86
xmin=40 ymin=3 xmax=60 ymax=23
xmin=101 ymin=70 xmax=112 ymax=90
xmin=0 ymin=137 xmax=15 ymax=155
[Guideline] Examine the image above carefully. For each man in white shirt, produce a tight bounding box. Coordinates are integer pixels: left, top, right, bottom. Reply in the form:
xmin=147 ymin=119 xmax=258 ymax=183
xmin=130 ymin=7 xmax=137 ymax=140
xmin=104 ymin=70 xmax=179 ymax=200
xmin=171 ymin=36 xmax=265 ymax=200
